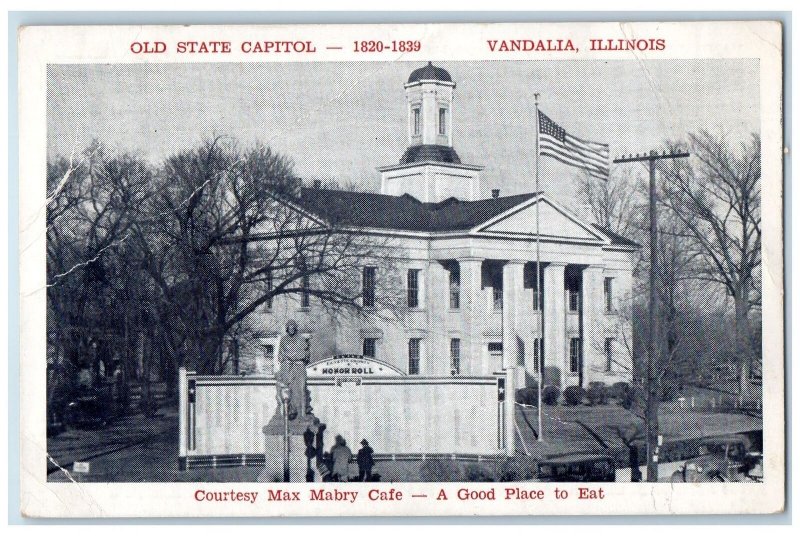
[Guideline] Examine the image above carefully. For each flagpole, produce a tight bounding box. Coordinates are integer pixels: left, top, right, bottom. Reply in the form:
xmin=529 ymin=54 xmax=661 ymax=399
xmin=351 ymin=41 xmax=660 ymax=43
xmin=534 ymin=94 xmax=543 ymax=443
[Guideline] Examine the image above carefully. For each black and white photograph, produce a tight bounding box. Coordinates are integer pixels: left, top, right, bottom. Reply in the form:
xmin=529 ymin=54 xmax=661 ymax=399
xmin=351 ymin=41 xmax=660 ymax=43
xmin=18 ymin=21 xmax=784 ymax=517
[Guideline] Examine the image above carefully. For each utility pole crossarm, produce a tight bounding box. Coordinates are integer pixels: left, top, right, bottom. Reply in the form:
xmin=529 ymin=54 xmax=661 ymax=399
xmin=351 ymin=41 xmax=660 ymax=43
xmin=613 ymin=152 xmax=690 ymax=164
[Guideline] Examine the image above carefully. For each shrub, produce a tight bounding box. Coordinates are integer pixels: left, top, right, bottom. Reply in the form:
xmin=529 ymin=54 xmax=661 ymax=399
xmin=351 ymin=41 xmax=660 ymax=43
xmin=587 ymin=382 xmax=608 ymax=406
xmin=610 ymin=382 xmax=636 ymax=410
xmin=542 ymin=385 xmax=560 ymax=405
xmin=610 ymin=381 xmax=631 ymax=401
xmin=498 ymin=456 xmax=539 ymax=482
xmin=563 ymin=385 xmax=586 ymax=406
xmin=464 ymin=463 xmax=495 ymax=482
xmin=419 ymin=459 xmax=462 ymax=482
xmin=515 ymin=386 xmax=539 ymax=406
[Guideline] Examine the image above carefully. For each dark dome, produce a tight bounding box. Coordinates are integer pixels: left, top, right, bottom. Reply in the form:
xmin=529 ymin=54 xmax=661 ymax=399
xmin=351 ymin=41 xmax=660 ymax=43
xmin=400 ymin=144 xmax=461 ymax=165
xmin=407 ymin=62 xmax=453 ymax=84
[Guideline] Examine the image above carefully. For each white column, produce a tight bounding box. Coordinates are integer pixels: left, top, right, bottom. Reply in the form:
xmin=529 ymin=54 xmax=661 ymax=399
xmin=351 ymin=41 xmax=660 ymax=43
xmin=582 ymin=265 xmax=605 ymax=385
xmin=504 ymin=366 xmax=523 ymax=456
xmin=502 ymin=260 xmax=526 ymax=371
xmin=460 ymin=258 xmax=484 ymax=375
xmin=544 ymin=263 xmax=567 ymax=387
xmin=427 ymin=261 xmax=449 ymax=375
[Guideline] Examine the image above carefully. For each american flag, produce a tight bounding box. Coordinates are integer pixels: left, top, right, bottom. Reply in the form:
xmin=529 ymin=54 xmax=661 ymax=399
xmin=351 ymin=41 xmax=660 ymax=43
xmin=538 ymin=110 xmax=610 ymax=180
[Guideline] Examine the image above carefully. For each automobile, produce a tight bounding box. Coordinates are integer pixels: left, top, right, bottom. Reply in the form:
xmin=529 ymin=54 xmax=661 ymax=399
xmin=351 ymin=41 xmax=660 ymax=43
xmin=535 ymin=453 xmax=616 ymax=482
xmin=670 ymin=435 xmax=761 ymax=482
xmin=63 ymin=384 xmax=117 ymax=428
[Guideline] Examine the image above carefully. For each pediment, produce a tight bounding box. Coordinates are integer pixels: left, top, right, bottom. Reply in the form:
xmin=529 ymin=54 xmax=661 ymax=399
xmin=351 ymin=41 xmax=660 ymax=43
xmin=475 ymin=196 xmax=606 ymax=243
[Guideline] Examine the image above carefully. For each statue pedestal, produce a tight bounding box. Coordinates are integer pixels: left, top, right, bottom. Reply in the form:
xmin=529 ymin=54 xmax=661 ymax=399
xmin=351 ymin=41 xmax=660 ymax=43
xmin=259 ymin=414 xmax=320 ymax=483
xmin=258 ymin=434 xmax=312 ymax=483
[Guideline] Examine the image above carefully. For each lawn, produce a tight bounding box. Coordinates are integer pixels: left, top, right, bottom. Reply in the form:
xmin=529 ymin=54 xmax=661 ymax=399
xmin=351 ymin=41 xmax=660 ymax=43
xmin=515 ymin=402 xmax=763 ymax=464
xmin=47 ymin=401 xmax=762 ymax=482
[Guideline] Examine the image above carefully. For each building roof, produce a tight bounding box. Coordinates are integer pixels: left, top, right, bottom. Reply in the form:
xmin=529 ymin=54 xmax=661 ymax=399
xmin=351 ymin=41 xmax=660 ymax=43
xmin=399 ymin=144 xmax=462 ymax=165
xmin=296 ymin=187 xmax=639 ymax=248
xmin=407 ymin=62 xmax=453 ymax=84
xmin=590 ymin=224 xmax=641 ymax=248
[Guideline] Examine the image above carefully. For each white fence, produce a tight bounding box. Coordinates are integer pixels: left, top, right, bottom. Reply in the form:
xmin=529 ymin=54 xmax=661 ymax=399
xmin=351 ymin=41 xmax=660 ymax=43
xmin=178 ymin=367 xmax=521 ymax=468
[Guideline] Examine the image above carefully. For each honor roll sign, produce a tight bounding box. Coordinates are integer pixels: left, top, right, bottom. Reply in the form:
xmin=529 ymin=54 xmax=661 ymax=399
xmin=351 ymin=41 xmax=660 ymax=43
xmin=307 ymin=355 xmax=405 ymax=378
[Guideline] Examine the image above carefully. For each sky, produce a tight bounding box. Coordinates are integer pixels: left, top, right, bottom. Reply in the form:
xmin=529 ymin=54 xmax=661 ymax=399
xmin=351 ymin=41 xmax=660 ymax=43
xmin=47 ymin=59 xmax=759 ymax=208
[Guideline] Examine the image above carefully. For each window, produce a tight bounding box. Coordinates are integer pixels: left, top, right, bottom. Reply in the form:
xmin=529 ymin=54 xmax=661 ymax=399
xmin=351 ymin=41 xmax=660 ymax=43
xmin=488 ymin=342 xmax=503 ymax=355
xmin=301 ymin=275 xmax=310 ymax=308
xmin=412 ymin=107 xmax=421 ymax=136
xmin=516 ymin=338 xmax=525 ymax=367
xmin=266 ymin=270 xmax=273 ymax=309
xmin=407 ymin=269 xmax=420 ymax=308
xmin=493 ymin=288 xmax=503 ymax=311
xmin=262 ymin=344 xmax=275 ymax=375
xmin=525 ymin=263 xmax=543 ymax=311
xmin=450 ymin=338 xmax=461 ymax=375
xmin=569 ymin=338 xmax=582 ymax=374
xmin=362 ymin=266 xmax=376 ymax=307
xmin=363 ymin=338 xmax=377 ymax=358
xmin=438 ymin=107 xmax=447 ymax=135
xmin=532 ymin=338 xmax=543 ymax=373
xmin=604 ymin=277 xmax=614 ymax=313
xmin=449 ymin=268 xmax=460 ymax=310
xmin=532 ymin=272 xmax=542 ymax=312
xmin=408 ymin=338 xmax=421 ymax=375
xmin=605 ymin=338 xmax=614 ymax=372
xmin=567 ymin=276 xmax=581 ymax=312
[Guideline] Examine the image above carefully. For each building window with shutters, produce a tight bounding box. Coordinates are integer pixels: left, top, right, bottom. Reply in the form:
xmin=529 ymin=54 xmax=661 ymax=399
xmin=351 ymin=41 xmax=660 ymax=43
xmin=605 ymin=338 xmax=614 ymax=372
xmin=569 ymin=337 xmax=582 ymax=374
xmin=407 ymin=269 xmax=420 ymax=308
xmin=449 ymin=267 xmax=460 ymax=310
xmin=450 ymin=338 xmax=461 ymax=375
xmin=604 ymin=277 xmax=614 ymax=313
xmin=363 ymin=338 xmax=377 ymax=358
xmin=408 ymin=338 xmax=421 ymax=375
xmin=363 ymin=266 xmax=376 ymax=307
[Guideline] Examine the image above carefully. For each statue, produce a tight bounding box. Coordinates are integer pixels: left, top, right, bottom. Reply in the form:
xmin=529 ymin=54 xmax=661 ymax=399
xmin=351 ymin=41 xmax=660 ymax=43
xmin=261 ymin=319 xmax=323 ymax=482
xmin=275 ymin=320 xmax=311 ymax=421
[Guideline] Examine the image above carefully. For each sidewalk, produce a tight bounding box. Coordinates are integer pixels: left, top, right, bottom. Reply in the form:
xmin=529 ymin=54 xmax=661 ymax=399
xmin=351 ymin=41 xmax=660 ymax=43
xmin=615 ymin=461 xmax=685 ymax=482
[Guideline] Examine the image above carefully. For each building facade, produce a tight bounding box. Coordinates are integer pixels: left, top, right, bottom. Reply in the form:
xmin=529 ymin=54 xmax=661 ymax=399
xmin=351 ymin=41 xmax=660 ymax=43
xmin=237 ymin=63 xmax=637 ymax=389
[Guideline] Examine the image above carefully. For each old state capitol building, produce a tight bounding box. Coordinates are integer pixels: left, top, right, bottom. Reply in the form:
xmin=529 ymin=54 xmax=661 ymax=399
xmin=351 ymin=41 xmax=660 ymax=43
xmin=241 ymin=63 xmax=637 ymax=389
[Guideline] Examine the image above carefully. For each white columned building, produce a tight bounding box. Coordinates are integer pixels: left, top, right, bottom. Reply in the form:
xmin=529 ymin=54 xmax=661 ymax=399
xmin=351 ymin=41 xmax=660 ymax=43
xmin=240 ymin=63 xmax=637 ymax=390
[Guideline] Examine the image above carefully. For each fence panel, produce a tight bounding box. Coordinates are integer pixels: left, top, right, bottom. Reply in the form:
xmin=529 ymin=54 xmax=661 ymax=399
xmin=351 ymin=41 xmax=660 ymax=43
xmin=179 ymin=369 xmax=514 ymax=466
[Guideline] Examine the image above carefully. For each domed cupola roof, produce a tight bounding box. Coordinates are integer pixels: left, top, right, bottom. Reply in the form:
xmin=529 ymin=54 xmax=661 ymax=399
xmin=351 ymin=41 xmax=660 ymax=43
xmin=407 ymin=62 xmax=453 ymax=85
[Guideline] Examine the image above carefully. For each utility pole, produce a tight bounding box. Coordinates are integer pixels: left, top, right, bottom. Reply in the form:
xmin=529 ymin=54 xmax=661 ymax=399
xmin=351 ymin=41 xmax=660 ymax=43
xmin=614 ymin=149 xmax=689 ymax=482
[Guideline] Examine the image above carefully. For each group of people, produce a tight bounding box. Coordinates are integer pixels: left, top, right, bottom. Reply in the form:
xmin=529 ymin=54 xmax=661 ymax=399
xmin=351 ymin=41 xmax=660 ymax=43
xmin=318 ymin=435 xmax=375 ymax=482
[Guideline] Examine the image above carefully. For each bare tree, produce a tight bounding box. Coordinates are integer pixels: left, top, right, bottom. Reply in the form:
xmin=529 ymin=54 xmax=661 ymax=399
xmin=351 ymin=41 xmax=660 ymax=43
xmin=580 ymin=166 xmax=641 ymax=238
xmin=660 ymin=131 xmax=761 ymax=403
xmin=46 ymin=143 xmax=154 ymax=416
xmin=134 ymin=137 xmax=403 ymax=378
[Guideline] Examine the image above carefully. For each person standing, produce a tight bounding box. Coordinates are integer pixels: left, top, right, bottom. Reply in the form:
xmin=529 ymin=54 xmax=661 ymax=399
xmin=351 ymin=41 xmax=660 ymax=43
xmin=330 ymin=435 xmax=352 ymax=482
xmin=357 ymin=439 xmax=375 ymax=482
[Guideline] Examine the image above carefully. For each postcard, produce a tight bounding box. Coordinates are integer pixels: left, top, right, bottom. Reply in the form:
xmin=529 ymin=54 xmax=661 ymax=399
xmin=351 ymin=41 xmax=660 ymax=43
xmin=18 ymin=20 xmax=784 ymax=517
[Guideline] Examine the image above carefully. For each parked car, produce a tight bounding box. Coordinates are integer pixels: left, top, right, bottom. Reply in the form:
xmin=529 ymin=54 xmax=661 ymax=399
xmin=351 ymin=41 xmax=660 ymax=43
xmin=535 ymin=453 xmax=616 ymax=482
xmin=63 ymin=384 xmax=117 ymax=428
xmin=670 ymin=435 xmax=761 ymax=482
